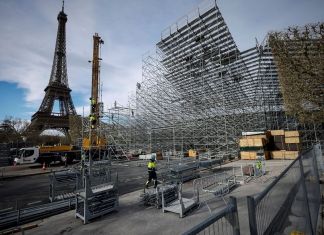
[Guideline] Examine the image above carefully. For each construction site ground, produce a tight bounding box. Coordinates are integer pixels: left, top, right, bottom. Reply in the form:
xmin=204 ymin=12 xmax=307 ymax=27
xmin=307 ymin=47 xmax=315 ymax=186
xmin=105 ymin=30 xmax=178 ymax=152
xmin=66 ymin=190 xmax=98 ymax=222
xmin=2 ymin=159 xmax=301 ymax=235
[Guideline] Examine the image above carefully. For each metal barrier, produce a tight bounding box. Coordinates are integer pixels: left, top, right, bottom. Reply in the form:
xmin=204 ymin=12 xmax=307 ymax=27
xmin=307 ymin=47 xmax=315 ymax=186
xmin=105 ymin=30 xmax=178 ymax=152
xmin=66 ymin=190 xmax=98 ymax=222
xmin=161 ymin=161 xmax=200 ymax=183
xmin=75 ymin=165 xmax=118 ymax=224
xmin=0 ymin=199 xmax=74 ymax=230
xmin=193 ymin=172 xmax=237 ymax=212
xmin=182 ymin=197 xmax=240 ymax=235
xmin=162 ymin=183 xmax=198 ymax=218
xmin=49 ymin=170 xmax=78 ymax=202
xmin=140 ymin=184 xmax=178 ymax=208
xmin=247 ymin=144 xmax=322 ymax=235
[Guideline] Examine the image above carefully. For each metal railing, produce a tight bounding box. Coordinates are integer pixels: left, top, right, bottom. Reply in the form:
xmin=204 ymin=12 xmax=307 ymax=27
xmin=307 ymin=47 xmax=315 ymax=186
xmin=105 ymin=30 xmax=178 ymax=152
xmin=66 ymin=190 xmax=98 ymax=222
xmin=0 ymin=199 xmax=74 ymax=230
xmin=49 ymin=170 xmax=78 ymax=202
xmin=182 ymin=197 xmax=240 ymax=235
xmin=247 ymin=144 xmax=322 ymax=235
xmin=193 ymin=172 xmax=236 ymax=212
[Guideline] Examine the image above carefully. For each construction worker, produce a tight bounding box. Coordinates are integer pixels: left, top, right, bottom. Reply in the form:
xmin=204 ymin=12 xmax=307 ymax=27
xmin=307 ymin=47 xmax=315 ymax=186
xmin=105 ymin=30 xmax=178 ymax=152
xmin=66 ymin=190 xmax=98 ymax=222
xmin=255 ymin=159 xmax=263 ymax=176
xmin=89 ymin=114 xmax=96 ymax=129
xmin=145 ymin=155 xmax=157 ymax=188
xmin=90 ymin=97 xmax=96 ymax=113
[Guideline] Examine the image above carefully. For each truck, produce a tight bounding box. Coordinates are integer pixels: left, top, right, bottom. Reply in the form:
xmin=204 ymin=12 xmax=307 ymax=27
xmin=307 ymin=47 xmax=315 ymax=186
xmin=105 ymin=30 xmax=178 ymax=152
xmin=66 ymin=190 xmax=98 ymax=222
xmin=13 ymin=145 xmax=81 ymax=165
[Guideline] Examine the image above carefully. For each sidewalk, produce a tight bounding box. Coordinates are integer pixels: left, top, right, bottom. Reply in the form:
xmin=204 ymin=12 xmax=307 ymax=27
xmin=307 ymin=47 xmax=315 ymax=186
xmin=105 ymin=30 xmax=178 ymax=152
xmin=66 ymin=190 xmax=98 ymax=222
xmin=0 ymin=164 xmax=67 ymax=179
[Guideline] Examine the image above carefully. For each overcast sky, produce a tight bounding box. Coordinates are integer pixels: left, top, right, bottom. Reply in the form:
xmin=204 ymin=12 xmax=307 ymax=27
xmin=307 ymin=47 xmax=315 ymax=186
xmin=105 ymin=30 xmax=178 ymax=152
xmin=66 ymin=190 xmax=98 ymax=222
xmin=0 ymin=0 xmax=323 ymax=120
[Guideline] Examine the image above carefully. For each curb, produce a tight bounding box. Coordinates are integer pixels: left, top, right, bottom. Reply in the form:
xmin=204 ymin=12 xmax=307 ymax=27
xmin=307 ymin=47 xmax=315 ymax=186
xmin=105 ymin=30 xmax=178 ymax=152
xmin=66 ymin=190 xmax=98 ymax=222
xmin=0 ymin=168 xmax=68 ymax=180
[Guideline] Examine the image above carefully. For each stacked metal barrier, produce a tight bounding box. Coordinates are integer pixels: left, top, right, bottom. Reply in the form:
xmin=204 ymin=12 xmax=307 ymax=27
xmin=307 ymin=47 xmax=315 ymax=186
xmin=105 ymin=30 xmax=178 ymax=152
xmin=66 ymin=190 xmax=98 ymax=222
xmin=0 ymin=199 xmax=74 ymax=230
xmin=75 ymin=166 xmax=118 ymax=224
xmin=168 ymin=161 xmax=200 ymax=183
xmin=140 ymin=184 xmax=178 ymax=208
xmin=199 ymin=157 xmax=223 ymax=169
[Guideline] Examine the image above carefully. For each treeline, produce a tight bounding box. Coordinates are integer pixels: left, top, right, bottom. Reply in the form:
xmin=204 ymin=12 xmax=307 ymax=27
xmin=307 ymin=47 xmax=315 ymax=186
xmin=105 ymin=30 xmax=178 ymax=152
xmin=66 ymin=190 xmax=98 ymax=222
xmin=0 ymin=116 xmax=70 ymax=147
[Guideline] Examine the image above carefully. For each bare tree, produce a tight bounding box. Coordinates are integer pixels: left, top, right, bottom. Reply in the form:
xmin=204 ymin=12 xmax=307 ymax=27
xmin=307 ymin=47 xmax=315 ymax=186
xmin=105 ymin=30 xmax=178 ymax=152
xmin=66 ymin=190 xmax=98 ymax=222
xmin=0 ymin=116 xmax=30 ymax=143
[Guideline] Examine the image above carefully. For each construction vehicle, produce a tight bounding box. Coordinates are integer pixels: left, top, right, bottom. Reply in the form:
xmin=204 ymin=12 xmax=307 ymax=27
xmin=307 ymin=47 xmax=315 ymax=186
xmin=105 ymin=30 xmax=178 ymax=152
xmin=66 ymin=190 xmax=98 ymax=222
xmin=82 ymin=33 xmax=107 ymax=157
xmin=13 ymin=145 xmax=81 ymax=165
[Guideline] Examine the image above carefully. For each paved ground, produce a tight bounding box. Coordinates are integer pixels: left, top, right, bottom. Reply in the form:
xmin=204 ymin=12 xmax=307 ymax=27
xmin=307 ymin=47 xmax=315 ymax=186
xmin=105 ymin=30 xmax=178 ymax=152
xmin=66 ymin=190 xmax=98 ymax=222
xmin=0 ymin=161 xmax=149 ymax=210
xmin=0 ymin=163 xmax=65 ymax=179
xmin=1 ymin=159 xmax=296 ymax=235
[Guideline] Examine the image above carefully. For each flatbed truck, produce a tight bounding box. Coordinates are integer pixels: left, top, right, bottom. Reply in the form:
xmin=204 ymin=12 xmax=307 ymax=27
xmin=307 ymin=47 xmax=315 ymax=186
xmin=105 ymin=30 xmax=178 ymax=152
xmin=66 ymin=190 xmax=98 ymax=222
xmin=13 ymin=146 xmax=81 ymax=165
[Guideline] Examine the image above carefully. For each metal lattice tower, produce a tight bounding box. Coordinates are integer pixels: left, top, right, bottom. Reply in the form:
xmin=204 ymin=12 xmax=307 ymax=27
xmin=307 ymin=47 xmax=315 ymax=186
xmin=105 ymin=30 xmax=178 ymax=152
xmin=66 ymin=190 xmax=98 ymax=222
xmin=27 ymin=3 xmax=76 ymax=139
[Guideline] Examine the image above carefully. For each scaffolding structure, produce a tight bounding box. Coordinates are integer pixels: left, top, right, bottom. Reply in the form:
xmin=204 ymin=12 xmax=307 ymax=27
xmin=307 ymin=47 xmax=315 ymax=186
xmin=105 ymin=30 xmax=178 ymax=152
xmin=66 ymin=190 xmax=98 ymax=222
xmin=94 ymin=0 xmax=322 ymax=159
xmin=122 ymin=0 xmax=277 ymax=157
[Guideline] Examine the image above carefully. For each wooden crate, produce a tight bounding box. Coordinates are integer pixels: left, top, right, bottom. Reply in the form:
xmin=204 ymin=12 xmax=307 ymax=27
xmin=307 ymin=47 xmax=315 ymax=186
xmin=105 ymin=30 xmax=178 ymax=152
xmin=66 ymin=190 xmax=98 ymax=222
xmin=271 ymin=151 xmax=285 ymax=159
xmin=240 ymin=151 xmax=270 ymax=160
xmin=285 ymin=130 xmax=300 ymax=137
xmin=240 ymin=151 xmax=257 ymax=160
xmin=243 ymin=134 xmax=268 ymax=140
xmin=284 ymin=151 xmax=299 ymax=160
xmin=188 ymin=149 xmax=197 ymax=158
xmin=239 ymin=139 xmax=249 ymax=147
xmin=270 ymin=130 xmax=285 ymax=136
xmin=239 ymin=138 xmax=265 ymax=147
xmin=285 ymin=137 xmax=300 ymax=144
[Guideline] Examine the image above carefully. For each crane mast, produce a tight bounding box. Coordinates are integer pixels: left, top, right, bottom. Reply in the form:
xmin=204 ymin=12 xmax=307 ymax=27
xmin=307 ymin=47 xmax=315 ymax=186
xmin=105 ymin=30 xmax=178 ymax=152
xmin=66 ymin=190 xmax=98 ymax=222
xmin=89 ymin=33 xmax=104 ymax=146
xmin=82 ymin=33 xmax=104 ymax=154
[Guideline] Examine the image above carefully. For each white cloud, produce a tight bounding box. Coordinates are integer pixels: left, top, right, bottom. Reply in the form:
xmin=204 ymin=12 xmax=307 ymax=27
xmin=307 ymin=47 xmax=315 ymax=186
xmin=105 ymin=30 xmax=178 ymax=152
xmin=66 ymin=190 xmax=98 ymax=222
xmin=1 ymin=0 xmax=323 ymax=120
xmin=75 ymin=105 xmax=90 ymax=117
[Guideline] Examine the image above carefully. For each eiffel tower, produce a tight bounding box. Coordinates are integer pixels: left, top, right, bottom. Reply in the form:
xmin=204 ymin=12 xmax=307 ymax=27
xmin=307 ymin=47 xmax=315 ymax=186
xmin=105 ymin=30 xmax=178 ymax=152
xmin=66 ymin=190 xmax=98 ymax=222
xmin=26 ymin=1 xmax=76 ymax=140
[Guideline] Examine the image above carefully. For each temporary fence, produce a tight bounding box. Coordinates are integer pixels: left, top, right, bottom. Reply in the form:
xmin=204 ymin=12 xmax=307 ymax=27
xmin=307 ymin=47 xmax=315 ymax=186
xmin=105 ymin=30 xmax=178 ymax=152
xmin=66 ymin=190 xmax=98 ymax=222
xmin=247 ymin=143 xmax=322 ymax=235
xmin=183 ymin=143 xmax=322 ymax=235
xmin=182 ymin=197 xmax=240 ymax=235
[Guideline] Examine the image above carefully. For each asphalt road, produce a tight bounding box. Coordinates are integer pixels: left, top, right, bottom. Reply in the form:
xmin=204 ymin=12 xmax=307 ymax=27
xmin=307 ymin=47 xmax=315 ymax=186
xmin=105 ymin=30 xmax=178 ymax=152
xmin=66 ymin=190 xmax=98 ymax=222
xmin=0 ymin=161 xmax=148 ymax=211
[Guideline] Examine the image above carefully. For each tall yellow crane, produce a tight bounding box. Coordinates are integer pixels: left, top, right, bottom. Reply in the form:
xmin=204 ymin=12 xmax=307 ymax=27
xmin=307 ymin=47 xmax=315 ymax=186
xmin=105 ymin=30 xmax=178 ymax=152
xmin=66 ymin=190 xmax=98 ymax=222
xmin=83 ymin=33 xmax=105 ymax=151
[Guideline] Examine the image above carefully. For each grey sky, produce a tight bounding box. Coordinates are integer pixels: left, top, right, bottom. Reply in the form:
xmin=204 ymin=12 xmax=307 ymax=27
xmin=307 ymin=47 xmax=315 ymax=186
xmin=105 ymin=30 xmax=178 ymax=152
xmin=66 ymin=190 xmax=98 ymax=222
xmin=0 ymin=0 xmax=323 ymax=118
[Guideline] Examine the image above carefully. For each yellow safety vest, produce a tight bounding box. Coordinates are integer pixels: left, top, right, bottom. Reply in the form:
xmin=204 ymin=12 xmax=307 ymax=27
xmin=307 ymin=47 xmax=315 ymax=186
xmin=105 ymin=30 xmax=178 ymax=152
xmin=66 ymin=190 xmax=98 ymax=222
xmin=256 ymin=161 xmax=262 ymax=169
xmin=148 ymin=161 xmax=156 ymax=170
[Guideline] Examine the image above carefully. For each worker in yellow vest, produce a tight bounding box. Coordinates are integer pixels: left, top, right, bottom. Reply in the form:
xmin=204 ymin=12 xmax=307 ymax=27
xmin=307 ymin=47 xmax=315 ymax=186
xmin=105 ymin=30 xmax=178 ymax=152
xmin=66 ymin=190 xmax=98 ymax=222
xmin=90 ymin=97 xmax=96 ymax=113
xmin=89 ymin=114 xmax=96 ymax=129
xmin=145 ymin=155 xmax=157 ymax=188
